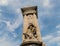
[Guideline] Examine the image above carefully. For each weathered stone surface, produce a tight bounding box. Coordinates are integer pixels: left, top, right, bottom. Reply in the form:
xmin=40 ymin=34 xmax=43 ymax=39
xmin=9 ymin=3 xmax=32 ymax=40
xmin=20 ymin=6 xmax=45 ymax=46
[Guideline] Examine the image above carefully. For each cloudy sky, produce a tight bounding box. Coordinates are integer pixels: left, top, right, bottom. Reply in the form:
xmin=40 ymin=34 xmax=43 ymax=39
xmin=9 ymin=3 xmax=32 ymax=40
xmin=0 ymin=0 xmax=60 ymax=46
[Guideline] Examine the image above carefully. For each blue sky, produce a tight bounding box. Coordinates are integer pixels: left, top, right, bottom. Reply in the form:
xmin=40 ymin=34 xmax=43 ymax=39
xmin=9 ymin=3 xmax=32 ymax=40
xmin=0 ymin=0 xmax=60 ymax=46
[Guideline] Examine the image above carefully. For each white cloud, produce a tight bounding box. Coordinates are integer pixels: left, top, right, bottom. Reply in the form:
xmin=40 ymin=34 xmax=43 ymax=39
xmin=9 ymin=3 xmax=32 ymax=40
xmin=0 ymin=10 xmax=22 ymax=31
xmin=0 ymin=41 xmax=11 ymax=46
xmin=48 ymin=37 xmax=60 ymax=43
xmin=6 ymin=8 xmax=23 ymax=32
xmin=0 ymin=13 xmax=2 ymax=16
xmin=0 ymin=10 xmax=2 ymax=17
xmin=0 ymin=38 xmax=13 ymax=46
xmin=8 ymin=0 xmax=21 ymax=8
xmin=56 ymin=24 xmax=60 ymax=29
xmin=0 ymin=9 xmax=2 ymax=11
xmin=57 ymin=31 xmax=60 ymax=34
xmin=12 ymin=33 xmax=17 ymax=38
xmin=0 ymin=32 xmax=19 ymax=46
xmin=42 ymin=0 xmax=54 ymax=8
xmin=0 ymin=0 xmax=8 ymax=6
xmin=43 ymin=35 xmax=53 ymax=41
xmin=16 ymin=8 xmax=21 ymax=14
xmin=0 ymin=37 xmax=5 ymax=42
xmin=43 ymin=31 xmax=60 ymax=46
xmin=43 ymin=0 xmax=50 ymax=7
xmin=0 ymin=40 xmax=19 ymax=46
xmin=56 ymin=31 xmax=60 ymax=38
xmin=38 ymin=11 xmax=51 ymax=17
xmin=6 ymin=14 xmax=22 ymax=32
xmin=58 ymin=43 xmax=60 ymax=46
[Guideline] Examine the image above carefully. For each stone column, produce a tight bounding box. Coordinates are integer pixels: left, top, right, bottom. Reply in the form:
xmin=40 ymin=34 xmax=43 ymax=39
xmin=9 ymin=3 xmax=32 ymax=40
xmin=20 ymin=6 xmax=45 ymax=46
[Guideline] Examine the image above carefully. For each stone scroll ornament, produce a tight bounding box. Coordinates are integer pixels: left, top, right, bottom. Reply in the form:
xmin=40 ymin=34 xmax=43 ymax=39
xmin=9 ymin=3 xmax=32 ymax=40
xmin=23 ymin=23 xmax=38 ymax=39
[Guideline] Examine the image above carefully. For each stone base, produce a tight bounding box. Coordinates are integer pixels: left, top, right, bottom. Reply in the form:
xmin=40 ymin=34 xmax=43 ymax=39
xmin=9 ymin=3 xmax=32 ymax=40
xmin=20 ymin=41 xmax=45 ymax=46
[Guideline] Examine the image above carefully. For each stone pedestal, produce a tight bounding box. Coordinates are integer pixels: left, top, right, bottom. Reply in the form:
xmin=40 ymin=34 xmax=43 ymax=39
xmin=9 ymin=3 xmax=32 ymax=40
xmin=20 ymin=6 xmax=45 ymax=46
xmin=20 ymin=41 xmax=44 ymax=46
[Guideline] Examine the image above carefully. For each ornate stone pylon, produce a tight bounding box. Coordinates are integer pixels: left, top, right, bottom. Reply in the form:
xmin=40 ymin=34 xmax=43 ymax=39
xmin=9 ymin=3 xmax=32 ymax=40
xmin=20 ymin=6 xmax=45 ymax=46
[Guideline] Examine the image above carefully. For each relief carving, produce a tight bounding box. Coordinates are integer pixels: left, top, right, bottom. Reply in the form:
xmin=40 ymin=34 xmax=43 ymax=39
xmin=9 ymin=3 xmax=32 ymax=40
xmin=23 ymin=23 xmax=38 ymax=39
